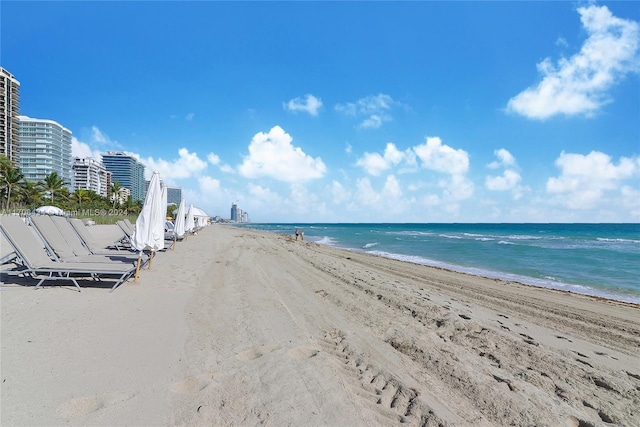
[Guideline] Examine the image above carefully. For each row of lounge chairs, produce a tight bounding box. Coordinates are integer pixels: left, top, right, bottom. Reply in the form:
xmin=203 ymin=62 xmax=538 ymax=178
xmin=115 ymin=218 xmax=182 ymax=250
xmin=0 ymin=215 xmax=151 ymax=292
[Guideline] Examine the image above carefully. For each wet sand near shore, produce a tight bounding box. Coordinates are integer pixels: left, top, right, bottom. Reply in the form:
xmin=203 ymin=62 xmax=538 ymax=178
xmin=2 ymin=224 xmax=639 ymax=426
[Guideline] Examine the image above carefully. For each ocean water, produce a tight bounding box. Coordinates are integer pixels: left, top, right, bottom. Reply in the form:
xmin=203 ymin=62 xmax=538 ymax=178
xmin=236 ymin=223 xmax=640 ymax=304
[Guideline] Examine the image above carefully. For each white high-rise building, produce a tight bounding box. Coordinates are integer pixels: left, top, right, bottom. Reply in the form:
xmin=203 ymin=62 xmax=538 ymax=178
xmin=0 ymin=67 xmax=20 ymax=165
xmin=72 ymin=157 xmax=112 ymax=198
xmin=17 ymin=115 xmax=72 ymax=186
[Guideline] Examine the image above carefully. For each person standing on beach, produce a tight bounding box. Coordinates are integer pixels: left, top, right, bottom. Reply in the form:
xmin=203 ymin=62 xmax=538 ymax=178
xmin=301 ymin=230 xmax=304 ymax=241
xmin=295 ymin=229 xmax=299 ymax=240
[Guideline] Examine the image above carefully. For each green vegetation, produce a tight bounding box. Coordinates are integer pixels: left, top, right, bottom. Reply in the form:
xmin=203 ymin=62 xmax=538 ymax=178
xmin=0 ymin=154 xmax=143 ymax=224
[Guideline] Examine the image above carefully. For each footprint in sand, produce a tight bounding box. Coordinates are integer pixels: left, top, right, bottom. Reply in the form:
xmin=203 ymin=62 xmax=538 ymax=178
xmin=57 ymin=391 xmax=135 ymax=418
xmin=170 ymin=376 xmax=211 ymax=394
xmin=287 ymin=346 xmax=319 ymax=359
xmin=235 ymin=345 xmax=279 ymax=361
xmin=58 ymin=396 xmax=102 ymax=418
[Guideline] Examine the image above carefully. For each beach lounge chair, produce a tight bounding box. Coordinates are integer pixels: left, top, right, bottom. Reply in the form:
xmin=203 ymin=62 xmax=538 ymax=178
xmin=31 ymin=215 xmax=129 ymax=264
xmin=124 ymin=218 xmax=135 ymax=232
xmin=161 ymin=220 xmax=183 ymax=250
xmin=123 ymin=219 xmax=175 ymax=252
xmin=0 ymin=215 xmax=136 ymax=292
xmin=0 ymin=230 xmax=17 ymax=265
xmin=50 ymin=216 xmax=146 ymax=262
xmin=68 ymin=218 xmax=119 ymax=252
xmin=114 ymin=220 xmax=133 ymax=250
xmin=30 ymin=215 xmax=142 ymax=264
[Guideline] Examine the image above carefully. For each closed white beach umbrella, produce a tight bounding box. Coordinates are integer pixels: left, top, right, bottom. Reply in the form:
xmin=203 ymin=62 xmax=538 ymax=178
xmin=161 ymin=183 xmax=167 ymax=223
xmin=131 ymin=171 xmax=165 ymax=253
xmin=185 ymin=204 xmax=195 ymax=235
xmin=173 ymin=198 xmax=186 ymax=239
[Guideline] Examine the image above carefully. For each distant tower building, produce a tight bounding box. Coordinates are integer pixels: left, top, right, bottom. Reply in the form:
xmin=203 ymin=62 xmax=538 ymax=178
xmin=72 ymin=157 xmax=111 ymax=198
xmin=102 ymin=151 xmax=146 ymax=201
xmin=0 ymin=67 xmax=20 ymax=166
xmin=144 ymin=179 xmax=181 ymax=205
xmin=166 ymin=186 xmax=182 ymax=206
xmin=241 ymin=211 xmax=249 ymax=223
xmin=17 ymin=115 xmax=72 ymax=186
xmin=230 ymin=203 xmax=238 ymax=222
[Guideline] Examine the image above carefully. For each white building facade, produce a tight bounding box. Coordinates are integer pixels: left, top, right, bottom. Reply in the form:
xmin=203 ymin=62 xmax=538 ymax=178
xmin=17 ymin=115 xmax=72 ymax=186
xmin=72 ymin=157 xmax=112 ymax=198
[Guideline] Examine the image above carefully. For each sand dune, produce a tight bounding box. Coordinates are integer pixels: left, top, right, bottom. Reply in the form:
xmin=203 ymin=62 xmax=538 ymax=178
xmin=1 ymin=224 xmax=638 ymax=426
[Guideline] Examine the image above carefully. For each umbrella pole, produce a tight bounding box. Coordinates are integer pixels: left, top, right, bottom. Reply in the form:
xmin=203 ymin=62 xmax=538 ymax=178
xmin=148 ymin=251 xmax=155 ymax=269
xmin=134 ymin=252 xmax=142 ymax=282
xmin=172 ymin=237 xmax=176 ymax=250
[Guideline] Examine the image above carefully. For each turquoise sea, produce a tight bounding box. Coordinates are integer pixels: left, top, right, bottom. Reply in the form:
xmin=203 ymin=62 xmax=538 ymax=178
xmin=237 ymin=223 xmax=640 ymax=304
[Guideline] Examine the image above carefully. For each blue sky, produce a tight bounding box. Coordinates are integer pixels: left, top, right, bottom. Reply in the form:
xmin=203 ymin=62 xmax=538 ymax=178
xmin=3 ymin=1 xmax=639 ymax=222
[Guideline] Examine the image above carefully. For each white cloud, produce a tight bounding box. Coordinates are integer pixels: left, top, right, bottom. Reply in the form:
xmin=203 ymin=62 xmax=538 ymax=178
xmin=546 ymin=150 xmax=640 ymax=209
xmin=247 ymin=183 xmax=283 ymax=205
xmin=507 ymin=5 xmax=640 ymax=119
xmin=198 ymin=176 xmax=221 ymax=197
xmin=556 ymin=37 xmax=569 ymax=48
xmin=355 ymin=177 xmax=380 ymax=206
xmin=420 ymin=193 xmax=440 ymax=207
xmin=92 ymin=126 xmax=109 ymax=144
xmin=143 ymin=148 xmax=208 ymax=181
xmin=485 ymin=170 xmax=522 ymax=191
xmin=71 ymin=136 xmax=102 ymax=160
xmin=356 ymin=142 xmax=410 ymax=176
xmin=488 ymin=148 xmax=516 ymax=169
xmin=485 ymin=148 xmax=524 ymax=199
xmin=207 ymin=153 xmax=220 ymax=165
xmin=284 ymin=94 xmax=323 ymax=116
xmin=360 ymin=115 xmax=383 ymax=129
xmin=620 ymin=185 xmax=640 ymax=220
xmin=413 ymin=137 xmax=473 ymax=202
xmin=330 ymin=180 xmax=351 ymax=205
xmin=353 ymin=137 xmax=473 ymax=205
xmin=237 ymin=126 xmax=326 ymax=183
xmin=382 ymin=175 xmax=403 ymax=200
xmin=413 ymin=137 xmax=469 ymax=175
xmin=207 ymin=152 xmax=234 ymax=173
xmin=186 ymin=113 xmax=195 ymax=121
xmin=441 ymin=174 xmax=474 ymax=201
xmin=289 ymin=182 xmax=313 ymax=208
xmin=71 ymin=126 xmax=121 ymax=159
xmin=335 ymin=94 xmax=397 ymax=129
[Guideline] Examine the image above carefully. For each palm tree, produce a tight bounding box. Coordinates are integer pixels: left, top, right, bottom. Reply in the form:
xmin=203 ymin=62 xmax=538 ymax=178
xmin=2 ymin=166 xmax=24 ymax=210
xmin=19 ymin=180 xmax=43 ymax=207
xmin=40 ymin=172 xmax=67 ymax=205
xmin=124 ymin=195 xmax=142 ymax=215
xmin=110 ymin=181 xmax=122 ymax=208
xmin=73 ymin=188 xmax=90 ymax=207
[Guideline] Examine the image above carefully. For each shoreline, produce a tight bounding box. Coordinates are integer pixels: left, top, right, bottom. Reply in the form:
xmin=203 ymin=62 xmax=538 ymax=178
xmin=333 ymin=244 xmax=640 ymax=306
xmin=2 ymin=224 xmax=639 ymax=426
xmin=240 ymin=224 xmax=640 ymax=305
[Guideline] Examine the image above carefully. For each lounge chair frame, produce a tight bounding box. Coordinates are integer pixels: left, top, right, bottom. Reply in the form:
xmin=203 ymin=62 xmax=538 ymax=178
xmin=0 ymin=216 xmax=136 ymax=292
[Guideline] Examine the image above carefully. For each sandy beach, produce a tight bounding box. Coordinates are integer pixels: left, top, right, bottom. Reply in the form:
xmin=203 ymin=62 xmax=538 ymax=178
xmin=1 ymin=224 xmax=639 ymax=426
